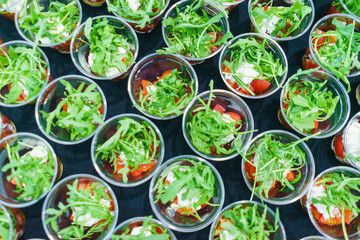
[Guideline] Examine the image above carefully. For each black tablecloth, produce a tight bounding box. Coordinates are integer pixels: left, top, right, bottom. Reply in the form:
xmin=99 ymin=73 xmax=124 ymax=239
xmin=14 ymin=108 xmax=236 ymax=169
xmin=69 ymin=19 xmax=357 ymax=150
xmin=1 ymin=0 xmax=360 ymax=239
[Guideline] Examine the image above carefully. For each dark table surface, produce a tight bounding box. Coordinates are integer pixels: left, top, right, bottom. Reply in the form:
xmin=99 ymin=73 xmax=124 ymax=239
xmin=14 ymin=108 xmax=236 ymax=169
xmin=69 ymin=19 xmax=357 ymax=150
xmin=1 ymin=0 xmax=360 ymax=239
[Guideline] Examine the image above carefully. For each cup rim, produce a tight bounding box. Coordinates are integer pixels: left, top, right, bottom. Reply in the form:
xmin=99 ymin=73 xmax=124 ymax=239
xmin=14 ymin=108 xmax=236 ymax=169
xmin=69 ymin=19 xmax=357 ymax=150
xmin=149 ymin=154 xmax=225 ymax=232
xmin=15 ymin=0 xmax=83 ymax=48
xmin=91 ymin=113 xmax=165 ymax=187
xmin=111 ymin=216 xmax=177 ymax=239
xmin=339 ymin=0 xmax=360 ymax=20
xmin=208 ymin=200 xmax=287 ymax=240
xmin=279 ymin=70 xmax=351 ymax=139
xmin=0 ymin=0 xmax=24 ymax=14
xmin=161 ymin=0 xmax=230 ymax=62
xmin=248 ymin=0 xmax=315 ymax=42
xmin=306 ymin=166 xmax=360 ymax=239
xmin=241 ymin=129 xmax=315 ymax=205
xmin=127 ymin=52 xmax=199 ymax=120
xmin=182 ymin=89 xmax=254 ymax=161
xmin=342 ymin=111 xmax=360 ymax=168
xmin=308 ymin=13 xmax=360 ymax=78
xmin=0 ymin=204 xmax=14 ymax=239
xmin=218 ymin=32 xmax=289 ymax=99
xmin=35 ymin=74 xmax=108 ymax=145
xmin=0 ymin=40 xmax=51 ymax=107
xmin=221 ymin=0 xmax=244 ymax=7
xmin=0 ymin=132 xmax=59 ymax=208
xmin=299 ymin=237 xmax=329 ymax=240
xmin=70 ymin=15 xmax=139 ymax=81
xmin=41 ymin=173 xmax=119 ymax=240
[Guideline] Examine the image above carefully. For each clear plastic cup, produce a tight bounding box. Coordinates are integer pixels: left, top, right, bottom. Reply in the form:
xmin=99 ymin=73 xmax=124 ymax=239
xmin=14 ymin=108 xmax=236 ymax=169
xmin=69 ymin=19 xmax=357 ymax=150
xmin=300 ymin=237 xmax=329 ymax=240
xmin=0 ymin=204 xmax=26 ymax=240
xmin=219 ymin=33 xmax=288 ymax=99
xmin=15 ymin=0 xmax=83 ymax=53
xmin=42 ymin=174 xmax=119 ymax=240
xmin=128 ymin=53 xmax=199 ymax=120
xmin=304 ymin=14 xmax=360 ymax=79
xmin=328 ymin=0 xmax=360 ymax=18
xmin=248 ymin=0 xmax=315 ymax=42
xmin=217 ymin=0 xmax=244 ymax=13
xmin=278 ymin=71 xmax=350 ymax=139
xmin=182 ymin=89 xmax=254 ymax=161
xmin=208 ymin=200 xmax=286 ymax=240
xmin=356 ymin=84 xmax=360 ymax=106
xmin=0 ymin=0 xmax=24 ymax=20
xmin=111 ymin=216 xmax=177 ymax=239
xmin=35 ymin=75 xmax=107 ymax=145
xmin=0 ymin=133 xmax=62 ymax=208
xmin=82 ymin=0 xmax=105 ymax=7
xmin=149 ymin=155 xmax=225 ymax=232
xmin=0 ymin=111 xmax=16 ymax=140
xmin=0 ymin=40 xmax=51 ymax=107
xmin=306 ymin=166 xmax=360 ymax=239
xmin=70 ymin=15 xmax=139 ymax=81
xmin=91 ymin=113 xmax=165 ymax=187
xmin=106 ymin=0 xmax=170 ymax=33
xmin=241 ymin=130 xmax=315 ymax=205
xmin=161 ymin=0 xmax=230 ymax=65
xmin=331 ymin=111 xmax=360 ymax=169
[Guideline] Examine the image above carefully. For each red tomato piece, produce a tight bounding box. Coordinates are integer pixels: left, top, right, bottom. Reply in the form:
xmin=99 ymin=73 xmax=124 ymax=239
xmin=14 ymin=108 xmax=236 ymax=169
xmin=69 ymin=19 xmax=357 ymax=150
xmin=285 ymin=171 xmax=295 ymax=181
xmin=333 ymin=133 xmax=345 ymax=159
xmin=7 ymin=83 xmax=27 ymax=101
xmin=224 ymin=112 xmax=241 ymax=123
xmin=213 ymin=104 xmax=226 ymax=115
xmin=208 ymin=32 xmax=217 ymax=44
xmin=249 ymin=79 xmax=271 ymax=94
xmin=159 ymin=70 xmax=173 ymax=79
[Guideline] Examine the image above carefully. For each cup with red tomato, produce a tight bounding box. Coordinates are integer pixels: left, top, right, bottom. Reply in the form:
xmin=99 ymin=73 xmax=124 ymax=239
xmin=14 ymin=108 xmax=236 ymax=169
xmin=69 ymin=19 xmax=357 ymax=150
xmin=219 ymin=33 xmax=288 ymax=99
xmin=0 ymin=204 xmax=26 ymax=240
xmin=0 ymin=111 xmax=16 ymax=140
xmin=0 ymin=0 xmax=24 ymax=21
xmin=279 ymin=70 xmax=350 ymax=139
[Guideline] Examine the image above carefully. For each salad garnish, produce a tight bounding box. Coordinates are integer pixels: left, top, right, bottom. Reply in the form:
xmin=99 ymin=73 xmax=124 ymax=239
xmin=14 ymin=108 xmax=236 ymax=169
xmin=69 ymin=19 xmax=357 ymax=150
xmin=0 ymin=207 xmax=10 ymax=240
xmin=18 ymin=0 xmax=80 ymax=45
xmin=250 ymin=0 xmax=312 ymax=38
xmin=137 ymin=69 xmax=195 ymax=117
xmin=40 ymin=79 xmax=105 ymax=141
xmin=1 ymin=141 xmax=55 ymax=201
xmin=157 ymin=0 xmax=232 ymax=58
xmin=154 ymin=159 xmax=218 ymax=221
xmin=82 ymin=18 xmax=135 ymax=78
xmin=0 ymin=44 xmax=48 ymax=104
xmin=107 ymin=0 xmax=167 ymax=29
xmin=214 ymin=203 xmax=279 ymax=240
xmin=329 ymin=0 xmax=360 ymax=16
xmin=45 ymin=179 xmax=115 ymax=239
xmin=111 ymin=216 xmax=170 ymax=240
xmin=310 ymin=18 xmax=360 ymax=91
xmin=222 ymin=37 xmax=285 ymax=96
xmin=309 ymin=172 xmax=360 ymax=240
xmin=95 ymin=117 xmax=160 ymax=183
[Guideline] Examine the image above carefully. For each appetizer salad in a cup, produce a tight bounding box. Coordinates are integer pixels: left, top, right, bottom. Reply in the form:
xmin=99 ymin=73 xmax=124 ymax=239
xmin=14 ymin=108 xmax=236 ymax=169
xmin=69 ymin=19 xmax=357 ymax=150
xmin=92 ymin=114 xmax=164 ymax=187
xmin=158 ymin=0 xmax=232 ymax=64
xmin=0 ymin=41 xmax=50 ymax=107
xmin=0 ymin=204 xmax=26 ymax=240
xmin=42 ymin=174 xmax=118 ymax=240
xmin=71 ymin=16 xmax=138 ymax=81
xmin=149 ymin=155 xmax=224 ymax=232
xmin=249 ymin=0 xmax=314 ymax=41
xmin=328 ymin=0 xmax=360 ymax=17
xmin=16 ymin=0 xmax=82 ymax=53
xmin=219 ymin=33 xmax=287 ymax=98
xmin=35 ymin=75 xmax=107 ymax=145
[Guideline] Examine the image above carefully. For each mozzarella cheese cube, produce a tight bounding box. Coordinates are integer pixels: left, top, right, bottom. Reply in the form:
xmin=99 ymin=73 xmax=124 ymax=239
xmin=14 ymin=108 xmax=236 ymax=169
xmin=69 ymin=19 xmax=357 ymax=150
xmin=170 ymin=188 xmax=201 ymax=210
xmin=345 ymin=121 xmax=360 ymax=158
xmin=39 ymin=37 xmax=52 ymax=45
xmin=3 ymin=0 xmax=23 ymax=13
xmin=127 ymin=0 xmax=141 ymax=11
xmin=311 ymin=184 xmax=340 ymax=221
xmin=130 ymin=226 xmax=152 ymax=236
xmin=260 ymin=15 xmax=281 ymax=35
xmin=235 ymin=62 xmax=260 ymax=85
xmin=220 ymin=230 xmax=236 ymax=240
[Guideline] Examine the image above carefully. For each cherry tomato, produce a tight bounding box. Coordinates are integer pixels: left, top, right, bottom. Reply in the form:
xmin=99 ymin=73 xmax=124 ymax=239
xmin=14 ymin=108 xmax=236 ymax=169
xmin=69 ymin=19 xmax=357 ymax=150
xmin=333 ymin=133 xmax=346 ymax=159
xmin=249 ymin=79 xmax=271 ymax=94
xmin=224 ymin=112 xmax=241 ymax=122
xmin=213 ymin=104 xmax=226 ymax=115
xmin=285 ymin=171 xmax=295 ymax=181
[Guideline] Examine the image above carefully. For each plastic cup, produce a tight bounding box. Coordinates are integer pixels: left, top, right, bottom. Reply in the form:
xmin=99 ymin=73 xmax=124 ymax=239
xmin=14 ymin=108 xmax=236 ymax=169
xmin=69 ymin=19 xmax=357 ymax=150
xmin=248 ymin=0 xmax=315 ymax=42
xmin=241 ymin=130 xmax=315 ymax=205
xmin=0 ymin=133 xmax=62 ymax=208
xmin=149 ymin=155 xmax=225 ymax=232
xmin=182 ymin=89 xmax=254 ymax=161
xmin=161 ymin=0 xmax=230 ymax=65
xmin=70 ymin=15 xmax=139 ymax=81
xmin=128 ymin=53 xmax=199 ymax=120
xmin=35 ymin=75 xmax=107 ymax=145
xmin=0 ymin=111 xmax=16 ymax=140
xmin=15 ymin=0 xmax=83 ymax=53
xmin=328 ymin=0 xmax=360 ymax=18
xmin=42 ymin=174 xmax=119 ymax=240
xmin=356 ymin=84 xmax=360 ymax=106
xmin=218 ymin=0 xmax=244 ymax=13
xmin=278 ymin=71 xmax=350 ymax=139
xmin=91 ymin=113 xmax=165 ymax=187
xmin=0 ymin=40 xmax=51 ymax=107
xmin=0 ymin=204 xmax=26 ymax=240
xmin=111 ymin=216 xmax=177 ymax=239
xmin=106 ymin=0 xmax=170 ymax=33
xmin=219 ymin=33 xmax=288 ymax=99
xmin=208 ymin=200 xmax=286 ymax=240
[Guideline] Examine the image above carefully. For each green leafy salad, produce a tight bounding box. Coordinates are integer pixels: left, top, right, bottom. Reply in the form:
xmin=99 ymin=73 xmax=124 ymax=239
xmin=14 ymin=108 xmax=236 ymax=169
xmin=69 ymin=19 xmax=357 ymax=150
xmin=0 ymin=45 xmax=48 ymax=104
xmin=137 ymin=69 xmax=195 ymax=117
xmin=157 ymin=0 xmax=232 ymax=59
xmin=18 ymin=0 xmax=80 ymax=45
xmin=2 ymin=141 xmax=55 ymax=201
xmin=45 ymin=179 xmax=115 ymax=239
xmin=250 ymin=0 xmax=312 ymax=38
xmin=83 ymin=18 xmax=135 ymax=78
xmin=40 ymin=80 xmax=105 ymax=141
xmin=0 ymin=207 xmax=11 ymax=240
xmin=95 ymin=117 xmax=160 ymax=183
xmin=329 ymin=0 xmax=360 ymax=16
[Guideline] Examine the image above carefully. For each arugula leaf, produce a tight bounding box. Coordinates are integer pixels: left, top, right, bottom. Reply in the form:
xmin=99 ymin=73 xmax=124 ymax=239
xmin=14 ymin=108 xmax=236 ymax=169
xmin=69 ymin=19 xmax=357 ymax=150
xmin=0 ymin=207 xmax=10 ymax=240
